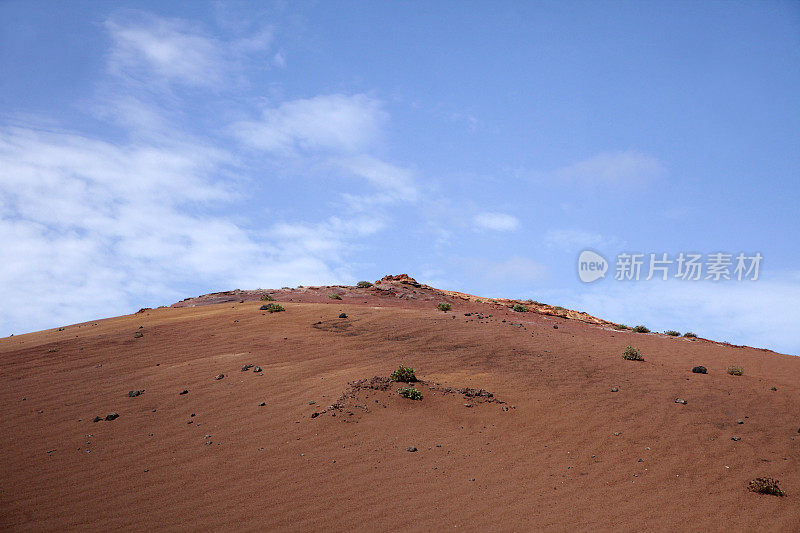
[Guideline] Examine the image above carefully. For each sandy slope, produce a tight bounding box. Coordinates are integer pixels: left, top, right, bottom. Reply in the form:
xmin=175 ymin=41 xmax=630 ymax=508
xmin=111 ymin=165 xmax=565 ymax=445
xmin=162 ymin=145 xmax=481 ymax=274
xmin=1 ymin=277 xmax=798 ymax=531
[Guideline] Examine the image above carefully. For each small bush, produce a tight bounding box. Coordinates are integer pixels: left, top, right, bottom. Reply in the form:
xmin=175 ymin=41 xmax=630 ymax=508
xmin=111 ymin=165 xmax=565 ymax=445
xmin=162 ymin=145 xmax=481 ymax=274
xmin=683 ymin=332 xmax=697 ymax=338
xmin=437 ymin=302 xmax=451 ymax=311
xmin=664 ymin=330 xmax=680 ymax=337
xmin=356 ymin=281 xmax=373 ymax=288
xmin=398 ymin=387 xmax=422 ymax=400
xmin=391 ymin=365 xmax=417 ymax=383
xmin=260 ymin=303 xmax=285 ymax=313
xmin=727 ymin=366 xmax=744 ymax=376
xmin=748 ymin=478 xmax=785 ymax=496
xmin=622 ymin=346 xmax=644 ymax=361
xmin=260 ymin=294 xmax=275 ymax=301
xmin=553 ymin=306 xmax=566 ymax=312
xmin=615 ymin=324 xmax=629 ymax=330
xmin=329 ymin=294 xmax=342 ymax=300
xmin=512 ymin=303 xmax=528 ymax=312
xmin=632 ymin=325 xmax=650 ymax=333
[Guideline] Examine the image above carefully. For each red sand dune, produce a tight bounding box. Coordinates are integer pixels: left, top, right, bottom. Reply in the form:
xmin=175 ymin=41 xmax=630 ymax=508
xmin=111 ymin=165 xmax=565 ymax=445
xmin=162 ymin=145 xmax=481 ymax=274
xmin=1 ymin=275 xmax=798 ymax=531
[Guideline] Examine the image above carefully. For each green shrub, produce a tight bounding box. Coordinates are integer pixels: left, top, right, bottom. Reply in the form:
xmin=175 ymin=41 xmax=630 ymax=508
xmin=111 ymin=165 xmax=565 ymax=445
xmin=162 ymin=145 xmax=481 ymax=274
xmin=632 ymin=325 xmax=650 ymax=333
xmin=615 ymin=324 xmax=629 ymax=330
xmin=437 ymin=302 xmax=451 ymax=311
xmin=398 ymin=387 xmax=423 ymax=400
xmin=553 ymin=306 xmax=566 ymax=312
xmin=391 ymin=365 xmax=417 ymax=383
xmin=664 ymin=330 xmax=680 ymax=337
xmin=512 ymin=303 xmax=528 ymax=312
xmin=260 ymin=294 xmax=275 ymax=301
xmin=683 ymin=332 xmax=697 ymax=338
xmin=727 ymin=366 xmax=744 ymax=376
xmin=260 ymin=303 xmax=285 ymax=313
xmin=329 ymin=293 xmax=342 ymax=300
xmin=622 ymin=346 xmax=644 ymax=361
xmin=356 ymin=281 xmax=373 ymax=288
xmin=748 ymin=477 xmax=785 ymax=497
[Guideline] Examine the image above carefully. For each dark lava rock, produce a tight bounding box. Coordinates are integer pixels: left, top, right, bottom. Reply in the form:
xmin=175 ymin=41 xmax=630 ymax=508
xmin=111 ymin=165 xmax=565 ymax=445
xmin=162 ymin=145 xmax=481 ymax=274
xmin=339 ymin=313 xmax=347 ymax=319
xmin=241 ymin=364 xmax=253 ymax=372
xmin=179 ymin=390 xmax=188 ymax=395
xmin=311 ymin=412 xmax=320 ymax=418
xmin=771 ymin=386 xmax=777 ymax=391
xmin=92 ymin=416 xmax=102 ymax=423
xmin=134 ymin=332 xmax=143 ymax=338
xmin=692 ymin=366 xmax=708 ymax=374
xmin=259 ymin=402 xmax=266 ymax=407
xmin=253 ymin=366 xmax=262 ymax=373
xmin=674 ymin=398 xmax=687 ymax=405
xmin=128 ymin=390 xmax=144 ymax=398
xmin=105 ymin=413 xmax=119 ymax=421
xmin=214 ymin=374 xmax=225 ymax=380
xmin=553 ymin=325 xmax=558 ymax=329
xmin=259 ymin=305 xmax=269 ymax=310
xmin=731 ymin=436 xmax=741 ymax=441
xmin=407 ymin=446 xmax=418 ymax=452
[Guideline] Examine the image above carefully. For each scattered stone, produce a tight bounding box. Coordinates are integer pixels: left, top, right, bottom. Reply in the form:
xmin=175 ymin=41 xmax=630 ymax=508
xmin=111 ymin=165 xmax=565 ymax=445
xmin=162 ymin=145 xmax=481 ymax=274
xmin=731 ymin=436 xmax=741 ymax=441
xmin=214 ymin=374 xmax=225 ymax=380
xmin=674 ymin=398 xmax=687 ymax=405
xmin=134 ymin=332 xmax=143 ymax=338
xmin=770 ymin=386 xmax=777 ymax=391
xmin=253 ymin=366 xmax=262 ymax=373
xmin=311 ymin=412 xmax=320 ymax=418
xmin=464 ymin=404 xmax=472 ymax=408
xmin=502 ymin=406 xmax=509 ymax=412
xmin=637 ymin=458 xmax=643 ymax=462
xmin=105 ymin=413 xmax=119 ymax=421
xmin=614 ymin=432 xmax=621 ymax=436
xmin=241 ymin=364 xmax=253 ymax=372
xmin=180 ymin=390 xmax=188 ymax=395
xmin=128 ymin=390 xmax=144 ymax=397
xmin=339 ymin=313 xmax=347 ymax=319
xmin=259 ymin=402 xmax=266 ymax=406
xmin=407 ymin=446 xmax=418 ymax=452
xmin=92 ymin=416 xmax=102 ymax=423
xmin=692 ymin=366 xmax=707 ymax=374
xmin=610 ymin=387 xmax=619 ymax=392
xmin=737 ymin=419 xmax=744 ymax=424
xmin=309 ymin=401 xmax=316 ymax=405
xmin=553 ymin=325 xmax=558 ymax=329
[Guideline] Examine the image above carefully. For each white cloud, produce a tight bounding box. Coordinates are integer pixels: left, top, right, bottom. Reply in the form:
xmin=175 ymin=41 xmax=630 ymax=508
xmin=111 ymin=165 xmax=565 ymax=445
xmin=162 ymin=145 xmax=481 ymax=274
xmin=556 ymin=151 xmax=666 ymax=186
xmin=106 ymin=14 xmax=227 ymax=87
xmin=335 ymin=155 xmax=418 ymax=202
xmin=232 ymin=94 xmax=387 ymax=154
xmin=474 ymin=212 xmax=520 ymax=231
xmin=0 ymin=125 xmax=364 ymax=336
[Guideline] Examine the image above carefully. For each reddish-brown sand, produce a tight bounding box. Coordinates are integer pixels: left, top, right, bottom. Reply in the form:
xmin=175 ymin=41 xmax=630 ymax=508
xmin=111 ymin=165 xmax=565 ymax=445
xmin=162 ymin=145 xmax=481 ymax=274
xmin=2 ymin=275 xmax=798 ymax=531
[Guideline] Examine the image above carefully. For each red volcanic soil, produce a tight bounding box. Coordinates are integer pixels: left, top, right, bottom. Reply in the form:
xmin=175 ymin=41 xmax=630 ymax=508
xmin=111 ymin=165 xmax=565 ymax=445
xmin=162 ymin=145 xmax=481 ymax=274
xmin=2 ymin=275 xmax=798 ymax=531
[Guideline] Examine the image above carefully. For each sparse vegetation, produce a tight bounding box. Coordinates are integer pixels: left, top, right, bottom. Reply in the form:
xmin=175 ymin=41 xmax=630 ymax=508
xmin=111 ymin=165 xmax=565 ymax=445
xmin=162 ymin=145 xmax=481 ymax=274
xmin=553 ymin=306 xmax=566 ymax=312
xmin=748 ymin=477 xmax=785 ymax=496
xmin=615 ymin=324 xmax=629 ymax=330
xmin=664 ymin=330 xmax=680 ymax=337
xmin=391 ymin=365 xmax=417 ymax=383
xmin=260 ymin=294 xmax=275 ymax=301
xmin=329 ymin=294 xmax=342 ymax=300
xmin=512 ymin=303 xmax=528 ymax=312
xmin=727 ymin=366 xmax=744 ymax=376
xmin=356 ymin=281 xmax=373 ymax=288
xmin=437 ymin=302 xmax=451 ymax=311
xmin=683 ymin=332 xmax=697 ymax=338
xmin=260 ymin=303 xmax=285 ymax=313
xmin=398 ymin=387 xmax=423 ymax=400
xmin=622 ymin=346 xmax=644 ymax=361
xmin=632 ymin=325 xmax=650 ymax=333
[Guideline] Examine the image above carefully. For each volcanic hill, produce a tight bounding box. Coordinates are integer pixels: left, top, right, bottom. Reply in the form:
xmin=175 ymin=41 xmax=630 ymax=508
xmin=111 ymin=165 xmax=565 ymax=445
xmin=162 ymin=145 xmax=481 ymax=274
xmin=1 ymin=274 xmax=798 ymax=531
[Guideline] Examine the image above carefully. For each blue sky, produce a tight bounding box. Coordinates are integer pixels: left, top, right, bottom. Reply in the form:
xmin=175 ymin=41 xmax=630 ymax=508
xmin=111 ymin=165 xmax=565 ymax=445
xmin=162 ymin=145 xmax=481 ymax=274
xmin=1 ymin=1 xmax=799 ymax=354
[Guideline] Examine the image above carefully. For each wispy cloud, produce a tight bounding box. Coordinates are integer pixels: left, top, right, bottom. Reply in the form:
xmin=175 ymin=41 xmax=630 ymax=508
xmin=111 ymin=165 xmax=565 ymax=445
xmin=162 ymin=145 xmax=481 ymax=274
xmin=473 ymin=212 xmax=520 ymax=231
xmin=106 ymin=13 xmax=227 ymax=87
xmin=335 ymin=155 xmax=418 ymax=203
xmin=544 ymin=228 xmax=624 ymax=252
xmin=232 ymin=94 xmax=387 ymax=154
xmin=555 ymin=151 xmax=666 ymax=186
